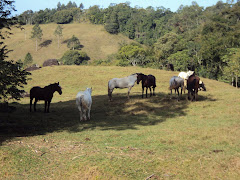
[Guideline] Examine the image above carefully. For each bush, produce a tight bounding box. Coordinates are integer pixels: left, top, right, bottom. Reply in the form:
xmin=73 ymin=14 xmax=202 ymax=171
xmin=60 ymin=50 xmax=89 ymax=65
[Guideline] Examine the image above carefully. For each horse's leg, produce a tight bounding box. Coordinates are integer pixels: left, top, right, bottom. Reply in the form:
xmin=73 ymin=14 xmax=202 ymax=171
xmin=44 ymin=101 xmax=47 ymax=113
xmin=146 ymin=87 xmax=148 ymax=98
xmin=176 ymin=88 xmax=180 ymax=101
xmin=47 ymin=101 xmax=51 ymax=113
xmin=34 ymin=99 xmax=37 ymax=112
xmin=128 ymin=86 xmax=132 ymax=99
xmin=108 ymin=88 xmax=113 ymax=101
xmin=149 ymin=87 xmax=152 ymax=97
xmin=142 ymin=87 xmax=144 ymax=98
xmin=78 ymin=106 xmax=83 ymax=121
xmin=87 ymin=106 xmax=91 ymax=120
xmin=188 ymin=90 xmax=191 ymax=101
xmin=83 ymin=109 xmax=87 ymax=121
xmin=30 ymin=99 xmax=32 ymax=112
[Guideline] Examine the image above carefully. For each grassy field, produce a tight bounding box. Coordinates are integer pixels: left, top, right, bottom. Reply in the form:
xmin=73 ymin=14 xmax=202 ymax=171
xmin=0 ymin=65 xmax=240 ymax=179
xmin=4 ymin=23 xmax=134 ymax=65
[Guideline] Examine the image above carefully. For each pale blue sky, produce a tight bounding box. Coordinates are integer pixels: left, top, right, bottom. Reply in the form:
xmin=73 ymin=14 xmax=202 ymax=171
xmin=13 ymin=0 xmax=222 ymax=16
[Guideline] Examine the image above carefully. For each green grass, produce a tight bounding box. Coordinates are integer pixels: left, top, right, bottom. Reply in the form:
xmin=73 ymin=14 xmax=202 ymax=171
xmin=4 ymin=23 xmax=134 ymax=65
xmin=0 ymin=65 xmax=240 ymax=179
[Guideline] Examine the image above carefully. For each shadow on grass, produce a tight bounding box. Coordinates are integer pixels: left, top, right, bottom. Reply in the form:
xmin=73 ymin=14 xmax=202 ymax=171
xmin=0 ymin=92 xmax=215 ymax=145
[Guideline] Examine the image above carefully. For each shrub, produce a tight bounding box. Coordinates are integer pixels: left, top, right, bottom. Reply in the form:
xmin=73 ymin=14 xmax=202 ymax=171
xmin=60 ymin=50 xmax=89 ymax=65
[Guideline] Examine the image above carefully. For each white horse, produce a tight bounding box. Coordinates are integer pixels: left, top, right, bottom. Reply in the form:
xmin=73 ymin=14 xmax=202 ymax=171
xmin=108 ymin=73 xmax=138 ymax=101
xmin=178 ymin=70 xmax=195 ymax=93
xmin=76 ymin=88 xmax=92 ymax=121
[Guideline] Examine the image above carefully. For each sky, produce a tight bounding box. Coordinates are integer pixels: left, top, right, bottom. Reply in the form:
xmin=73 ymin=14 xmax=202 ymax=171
xmin=13 ymin=0 xmax=222 ymax=16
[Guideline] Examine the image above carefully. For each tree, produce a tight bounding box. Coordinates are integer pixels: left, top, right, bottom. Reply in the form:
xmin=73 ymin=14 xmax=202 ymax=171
xmin=104 ymin=12 xmax=119 ymax=34
xmin=117 ymin=43 xmax=148 ymax=66
xmin=67 ymin=35 xmax=81 ymax=50
xmin=24 ymin=52 xmax=33 ymax=67
xmin=222 ymin=48 xmax=240 ymax=87
xmin=31 ymin=23 xmax=43 ymax=51
xmin=79 ymin=3 xmax=84 ymax=10
xmin=60 ymin=50 xmax=88 ymax=65
xmin=54 ymin=25 xmax=63 ymax=48
xmin=0 ymin=0 xmax=30 ymax=102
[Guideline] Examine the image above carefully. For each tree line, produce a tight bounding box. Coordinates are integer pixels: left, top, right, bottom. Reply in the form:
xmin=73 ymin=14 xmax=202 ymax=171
xmin=15 ymin=1 xmax=240 ymax=86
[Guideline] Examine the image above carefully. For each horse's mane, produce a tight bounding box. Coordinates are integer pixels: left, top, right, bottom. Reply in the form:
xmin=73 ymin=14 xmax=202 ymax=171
xmin=44 ymin=83 xmax=60 ymax=91
xmin=130 ymin=73 xmax=139 ymax=76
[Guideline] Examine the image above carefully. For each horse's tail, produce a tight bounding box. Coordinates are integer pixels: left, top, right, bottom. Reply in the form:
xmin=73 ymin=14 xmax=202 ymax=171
xmin=76 ymin=95 xmax=83 ymax=112
xmin=153 ymin=76 xmax=156 ymax=88
xmin=108 ymin=81 xmax=111 ymax=96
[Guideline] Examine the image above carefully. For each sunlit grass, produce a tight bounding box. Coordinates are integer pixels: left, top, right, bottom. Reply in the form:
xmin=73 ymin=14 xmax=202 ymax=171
xmin=0 ymin=66 xmax=240 ymax=179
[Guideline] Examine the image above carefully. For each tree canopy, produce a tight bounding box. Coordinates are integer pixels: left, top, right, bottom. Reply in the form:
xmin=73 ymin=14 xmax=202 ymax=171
xmin=0 ymin=0 xmax=30 ymax=102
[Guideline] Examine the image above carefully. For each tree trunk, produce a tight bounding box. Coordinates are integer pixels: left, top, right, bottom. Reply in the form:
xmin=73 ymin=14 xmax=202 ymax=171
xmin=36 ymin=39 xmax=38 ymax=51
xmin=236 ymin=75 xmax=238 ymax=88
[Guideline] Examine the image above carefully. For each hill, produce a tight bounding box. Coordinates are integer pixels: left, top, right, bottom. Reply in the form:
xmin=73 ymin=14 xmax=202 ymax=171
xmin=4 ymin=23 xmax=134 ymax=65
xmin=0 ymin=66 xmax=240 ymax=179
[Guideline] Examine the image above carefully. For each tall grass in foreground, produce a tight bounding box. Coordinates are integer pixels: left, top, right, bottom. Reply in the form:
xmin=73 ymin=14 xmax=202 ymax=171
xmin=0 ymin=66 xmax=239 ymax=179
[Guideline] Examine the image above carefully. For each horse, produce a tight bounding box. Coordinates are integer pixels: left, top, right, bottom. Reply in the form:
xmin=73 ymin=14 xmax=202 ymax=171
xmin=178 ymin=70 xmax=195 ymax=93
xmin=30 ymin=82 xmax=62 ymax=113
xmin=166 ymin=63 xmax=174 ymax=71
xmin=199 ymin=80 xmax=206 ymax=91
xmin=169 ymin=76 xmax=184 ymax=101
xmin=187 ymin=74 xmax=200 ymax=101
xmin=76 ymin=88 xmax=92 ymax=121
xmin=137 ymin=73 xmax=156 ymax=98
xmin=108 ymin=73 xmax=138 ymax=101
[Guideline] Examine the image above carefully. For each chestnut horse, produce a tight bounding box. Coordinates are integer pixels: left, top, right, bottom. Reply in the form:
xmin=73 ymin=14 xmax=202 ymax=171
xmin=187 ymin=75 xmax=200 ymax=101
xmin=137 ymin=73 xmax=156 ymax=98
xmin=30 ymin=82 xmax=62 ymax=113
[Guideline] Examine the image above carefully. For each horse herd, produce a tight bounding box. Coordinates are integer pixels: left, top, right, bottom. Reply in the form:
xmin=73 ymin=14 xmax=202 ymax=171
xmin=29 ymin=71 xmax=206 ymax=121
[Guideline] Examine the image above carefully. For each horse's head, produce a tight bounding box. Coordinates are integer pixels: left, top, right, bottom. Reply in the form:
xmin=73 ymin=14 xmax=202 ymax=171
xmin=137 ymin=73 xmax=144 ymax=84
xmin=86 ymin=87 xmax=92 ymax=94
xmin=199 ymin=80 xmax=206 ymax=91
xmin=55 ymin=82 xmax=62 ymax=95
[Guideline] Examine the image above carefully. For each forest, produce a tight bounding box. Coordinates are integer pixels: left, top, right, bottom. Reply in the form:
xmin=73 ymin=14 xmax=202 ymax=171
xmin=16 ymin=0 xmax=240 ymax=86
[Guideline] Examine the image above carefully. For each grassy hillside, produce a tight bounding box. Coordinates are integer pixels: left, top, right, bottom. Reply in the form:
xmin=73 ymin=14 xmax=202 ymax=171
xmin=0 ymin=66 xmax=240 ymax=179
xmin=4 ymin=23 xmax=134 ymax=65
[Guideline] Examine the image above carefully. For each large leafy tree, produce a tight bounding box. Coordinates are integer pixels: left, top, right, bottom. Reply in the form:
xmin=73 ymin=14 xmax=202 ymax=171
xmin=31 ymin=23 xmax=43 ymax=51
xmin=117 ymin=43 xmax=148 ymax=66
xmin=60 ymin=50 xmax=88 ymax=65
xmin=0 ymin=0 xmax=30 ymax=102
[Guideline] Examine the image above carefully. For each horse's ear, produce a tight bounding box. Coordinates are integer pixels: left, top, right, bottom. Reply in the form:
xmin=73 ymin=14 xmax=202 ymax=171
xmin=57 ymin=82 xmax=59 ymax=85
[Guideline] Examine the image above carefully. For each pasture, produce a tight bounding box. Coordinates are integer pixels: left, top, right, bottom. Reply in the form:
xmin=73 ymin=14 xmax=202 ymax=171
xmin=0 ymin=66 xmax=240 ymax=179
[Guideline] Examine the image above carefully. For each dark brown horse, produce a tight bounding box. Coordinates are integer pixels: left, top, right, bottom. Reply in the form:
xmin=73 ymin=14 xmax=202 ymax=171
xmin=187 ymin=75 xmax=200 ymax=101
xmin=30 ymin=82 xmax=62 ymax=113
xmin=137 ymin=73 xmax=156 ymax=98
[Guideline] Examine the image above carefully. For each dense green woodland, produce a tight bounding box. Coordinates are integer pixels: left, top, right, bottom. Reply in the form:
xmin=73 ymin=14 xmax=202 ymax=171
xmin=12 ymin=1 xmax=240 ymax=86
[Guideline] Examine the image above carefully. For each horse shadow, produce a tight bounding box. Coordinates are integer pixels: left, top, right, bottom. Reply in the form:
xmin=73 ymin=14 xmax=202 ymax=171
xmin=0 ymin=92 xmax=214 ymax=145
